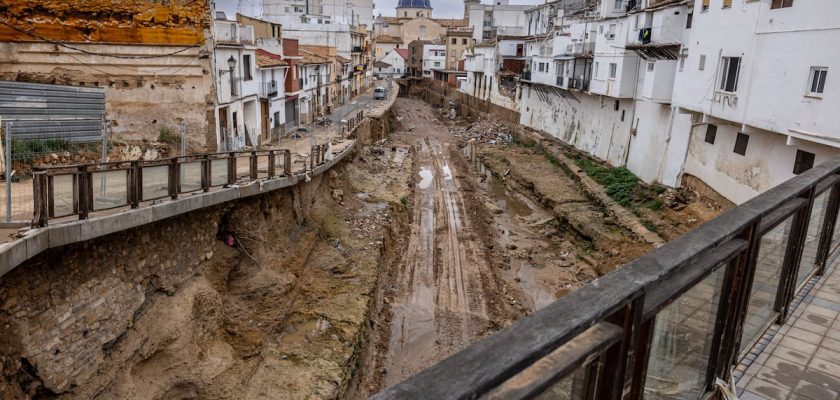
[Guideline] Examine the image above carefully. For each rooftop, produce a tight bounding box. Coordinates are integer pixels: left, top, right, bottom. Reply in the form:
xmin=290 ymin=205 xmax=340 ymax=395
xmin=396 ymin=0 xmax=432 ymax=9
xmin=255 ymin=49 xmax=288 ymax=68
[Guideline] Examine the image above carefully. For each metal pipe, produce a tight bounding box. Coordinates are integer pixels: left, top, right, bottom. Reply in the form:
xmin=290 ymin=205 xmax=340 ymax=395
xmin=5 ymin=122 xmax=11 ymax=223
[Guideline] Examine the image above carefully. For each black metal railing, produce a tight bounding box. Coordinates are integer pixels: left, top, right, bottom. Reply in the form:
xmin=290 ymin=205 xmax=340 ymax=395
xmin=31 ymin=145 xmax=334 ymax=227
xmin=374 ymin=156 xmax=840 ymax=400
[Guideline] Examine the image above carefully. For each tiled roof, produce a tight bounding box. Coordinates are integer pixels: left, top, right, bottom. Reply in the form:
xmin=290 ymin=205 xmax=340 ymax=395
xmin=434 ymin=18 xmax=469 ymax=28
xmin=376 ymin=35 xmax=404 ymax=44
xmin=393 ymin=48 xmax=409 ymax=60
xmin=300 ymin=50 xmax=331 ymax=65
xmin=374 ymin=61 xmax=393 ymax=68
xmin=334 ymin=55 xmax=352 ymax=64
xmin=396 ymin=0 xmax=432 ymax=9
xmin=255 ymin=49 xmax=288 ymax=68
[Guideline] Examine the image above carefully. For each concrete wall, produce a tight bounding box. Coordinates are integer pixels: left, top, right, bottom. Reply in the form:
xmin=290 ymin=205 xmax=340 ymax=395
xmin=520 ymin=87 xmax=634 ymax=167
xmin=410 ymin=80 xmax=520 ymax=126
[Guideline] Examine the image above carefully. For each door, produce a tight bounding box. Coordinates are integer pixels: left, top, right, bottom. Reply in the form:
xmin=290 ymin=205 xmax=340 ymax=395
xmin=218 ymin=107 xmax=229 ymax=151
xmin=261 ymin=100 xmax=270 ymax=142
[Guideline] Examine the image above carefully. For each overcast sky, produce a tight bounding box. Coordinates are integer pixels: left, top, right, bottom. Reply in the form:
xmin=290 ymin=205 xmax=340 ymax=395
xmin=215 ymin=0 xmax=544 ymax=19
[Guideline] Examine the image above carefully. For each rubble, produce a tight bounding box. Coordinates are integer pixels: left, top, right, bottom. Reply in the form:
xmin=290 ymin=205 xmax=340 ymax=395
xmin=450 ymin=118 xmax=513 ymax=145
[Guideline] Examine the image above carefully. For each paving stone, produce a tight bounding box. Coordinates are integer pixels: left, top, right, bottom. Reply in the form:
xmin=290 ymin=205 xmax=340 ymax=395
xmin=745 ymin=377 xmax=790 ymax=400
xmin=796 ymin=380 xmax=839 ymax=400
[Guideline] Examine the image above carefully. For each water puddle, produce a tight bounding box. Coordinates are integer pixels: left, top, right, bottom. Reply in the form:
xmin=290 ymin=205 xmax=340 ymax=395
xmin=418 ymin=167 xmax=433 ymax=189
xmin=479 ymin=162 xmax=571 ymax=312
xmin=355 ymin=192 xmax=387 ymax=217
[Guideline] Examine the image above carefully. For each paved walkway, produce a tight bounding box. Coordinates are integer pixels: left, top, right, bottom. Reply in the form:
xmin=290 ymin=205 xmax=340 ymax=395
xmin=736 ymin=249 xmax=840 ymax=400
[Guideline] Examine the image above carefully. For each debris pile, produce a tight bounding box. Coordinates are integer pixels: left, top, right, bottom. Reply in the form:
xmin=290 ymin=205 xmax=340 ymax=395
xmin=451 ymin=119 xmax=513 ymax=145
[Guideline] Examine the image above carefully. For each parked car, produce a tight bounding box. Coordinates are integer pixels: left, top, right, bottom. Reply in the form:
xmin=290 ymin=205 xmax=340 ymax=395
xmin=374 ymin=87 xmax=386 ymax=100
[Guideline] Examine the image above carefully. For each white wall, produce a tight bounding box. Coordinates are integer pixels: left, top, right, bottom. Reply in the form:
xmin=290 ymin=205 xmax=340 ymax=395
xmin=520 ymin=88 xmax=634 ymax=166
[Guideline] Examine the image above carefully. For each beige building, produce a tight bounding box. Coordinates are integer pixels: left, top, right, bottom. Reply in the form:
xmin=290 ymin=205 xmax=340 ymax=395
xmin=445 ymin=28 xmax=474 ymax=70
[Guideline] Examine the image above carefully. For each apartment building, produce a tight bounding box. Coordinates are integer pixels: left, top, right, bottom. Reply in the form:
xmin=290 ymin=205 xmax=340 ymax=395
xmin=466 ymin=0 xmax=531 ymax=43
xmin=508 ymin=0 xmax=840 ymax=205
xmin=422 ymin=44 xmax=447 ymax=78
xmin=263 ymin=0 xmax=375 ymax=26
xmin=445 ymin=29 xmax=475 ymax=70
xmin=214 ymin=19 xmax=261 ymax=151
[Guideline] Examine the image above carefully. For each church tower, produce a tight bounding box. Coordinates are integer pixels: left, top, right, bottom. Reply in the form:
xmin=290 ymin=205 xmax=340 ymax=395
xmin=395 ymin=0 xmax=433 ymax=19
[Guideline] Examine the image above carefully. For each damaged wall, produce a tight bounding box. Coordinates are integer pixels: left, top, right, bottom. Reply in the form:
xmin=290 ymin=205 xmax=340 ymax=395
xmin=519 ymin=86 xmax=634 ymax=167
xmin=0 ymin=158 xmax=387 ymax=398
xmin=0 ymin=0 xmax=216 ymax=149
xmin=409 ymin=80 xmax=521 ymax=126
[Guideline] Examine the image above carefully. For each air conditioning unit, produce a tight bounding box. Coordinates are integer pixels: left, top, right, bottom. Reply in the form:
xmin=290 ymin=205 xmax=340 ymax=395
xmin=606 ymin=33 xmax=616 ymax=40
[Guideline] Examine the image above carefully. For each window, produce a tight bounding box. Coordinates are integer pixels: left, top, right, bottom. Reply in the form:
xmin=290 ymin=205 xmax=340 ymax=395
xmin=719 ymin=57 xmax=741 ymax=92
xmin=701 ymin=0 xmax=709 ymax=11
xmin=609 ymin=63 xmax=617 ymax=79
xmin=647 ymin=62 xmax=655 ymax=72
xmin=594 ymin=62 xmax=599 ymax=78
xmin=452 ymin=38 xmax=457 ymax=44
xmin=679 ymin=47 xmax=688 ymax=71
xmin=462 ymin=39 xmax=468 ymax=45
xmin=723 ymin=0 xmax=732 ymax=8
xmin=808 ymin=67 xmax=828 ymax=95
xmin=614 ymin=100 xmax=620 ymax=111
xmin=705 ymin=124 xmax=717 ymax=144
xmin=771 ymin=0 xmax=793 ymax=9
xmin=699 ymin=55 xmax=706 ymax=71
xmin=243 ymin=55 xmax=253 ymax=81
xmin=614 ymin=0 xmax=623 ymax=10
xmin=607 ymin=24 xmax=616 ymax=40
xmin=686 ymin=12 xmax=693 ymax=28
xmin=733 ymin=133 xmax=749 ymax=156
xmin=793 ymin=150 xmax=816 ymax=175
xmin=274 ymin=111 xmax=281 ymax=128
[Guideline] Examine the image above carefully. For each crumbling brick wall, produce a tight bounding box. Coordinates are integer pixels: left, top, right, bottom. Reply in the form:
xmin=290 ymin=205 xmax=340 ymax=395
xmin=0 ymin=0 xmax=217 ymax=150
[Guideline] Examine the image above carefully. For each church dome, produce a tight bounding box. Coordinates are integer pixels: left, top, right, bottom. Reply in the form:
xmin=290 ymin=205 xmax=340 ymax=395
xmin=396 ymin=0 xmax=433 ymax=9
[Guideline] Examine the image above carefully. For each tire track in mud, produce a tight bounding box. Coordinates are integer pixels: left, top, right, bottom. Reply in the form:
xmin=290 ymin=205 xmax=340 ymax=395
xmin=382 ymin=103 xmax=492 ymax=387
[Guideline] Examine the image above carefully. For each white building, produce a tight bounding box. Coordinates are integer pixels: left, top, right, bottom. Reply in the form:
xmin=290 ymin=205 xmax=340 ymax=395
xmin=213 ymin=19 xmax=262 ymax=151
xmin=422 ymin=44 xmax=446 ymax=78
xmin=377 ymin=49 xmax=408 ymax=78
xmin=466 ymin=0 xmax=531 ymax=43
xmin=255 ymin=49 xmax=290 ymax=142
xmin=263 ymin=0 xmax=375 ymax=27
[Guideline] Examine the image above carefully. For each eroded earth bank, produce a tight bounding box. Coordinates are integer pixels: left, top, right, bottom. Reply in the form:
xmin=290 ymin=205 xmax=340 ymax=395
xmin=0 ymin=96 xmax=727 ymax=400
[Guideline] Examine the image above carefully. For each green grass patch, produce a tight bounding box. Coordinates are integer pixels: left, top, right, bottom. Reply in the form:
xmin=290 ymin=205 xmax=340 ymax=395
xmin=157 ymin=127 xmax=181 ymax=145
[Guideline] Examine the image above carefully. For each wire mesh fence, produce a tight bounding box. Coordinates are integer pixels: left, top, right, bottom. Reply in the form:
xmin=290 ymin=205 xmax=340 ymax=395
xmin=1 ymin=122 xmax=105 ymax=223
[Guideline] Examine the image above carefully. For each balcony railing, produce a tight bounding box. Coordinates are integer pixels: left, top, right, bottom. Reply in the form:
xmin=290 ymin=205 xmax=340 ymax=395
xmin=556 ymin=76 xmax=565 ymax=87
xmin=352 ymin=46 xmax=363 ymax=54
xmin=374 ymin=154 xmax=840 ymax=399
xmin=260 ymin=80 xmax=279 ymax=98
xmin=568 ymin=77 xmax=589 ymax=91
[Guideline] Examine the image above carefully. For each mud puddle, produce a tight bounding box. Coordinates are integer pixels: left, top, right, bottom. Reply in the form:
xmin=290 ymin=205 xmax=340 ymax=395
xmin=475 ymin=161 xmax=578 ymax=312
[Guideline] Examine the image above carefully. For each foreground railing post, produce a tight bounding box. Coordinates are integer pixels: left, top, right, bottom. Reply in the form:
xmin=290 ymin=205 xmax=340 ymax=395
xmin=227 ymin=152 xmax=236 ymax=185
xmin=598 ymin=296 xmax=644 ymax=400
xmin=168 ymin=158 xmax=179 ymax=200
xmin=129 ymin=161 xmax=141 ymax=208
xmin=817 ymin=182 xmax=840 ymax=276
xmin=201 ymin=155 xmax=210 ymax=192
xmin=310 ymin=147 xmax=316 ymax=171
xmin=284 ymin=150 xmax=291 ymax=176
xmin=77 ymin=165 xmax=91 ymax=220
xmin=250 ymin=151 xmax=258 ymax=181
xmin=31 ymin=170 xmax=49 ymax=228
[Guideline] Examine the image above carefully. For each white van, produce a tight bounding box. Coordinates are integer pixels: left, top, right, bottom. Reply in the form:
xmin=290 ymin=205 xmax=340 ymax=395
xmin=374 ymin=87 xmax=386 ymax=100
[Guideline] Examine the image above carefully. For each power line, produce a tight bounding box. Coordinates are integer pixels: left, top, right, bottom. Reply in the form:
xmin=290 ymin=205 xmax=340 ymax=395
xmin=0 ymin=19 xmax=208 ymax=59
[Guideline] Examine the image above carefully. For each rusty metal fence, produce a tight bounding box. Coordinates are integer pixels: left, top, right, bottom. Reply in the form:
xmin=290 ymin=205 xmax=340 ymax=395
xmin=374 ymin=155 xmax=840 ymax=400
xmin=31 ymin=146 xmax=329 ymax=228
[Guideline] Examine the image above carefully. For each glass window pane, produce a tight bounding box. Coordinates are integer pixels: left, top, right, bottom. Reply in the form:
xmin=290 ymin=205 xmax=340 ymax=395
xmin=91 ymin=170 xmax=128 ymax=210
xmin=211 ymin=159 xmax=229 ymax=187
xmin=534 ymin=366 xmax=588 ymax=400
xmin=180 ymin=161 xmax=203 ymax=193
xmin=798 ymin=191 xmax=830 ymax=288
xmin=142 ymin=165 xmax=169 ymax=201
xmin=741 ymin=216 xmax=794 ymax=353
xmin=645 ymin=264 xmax=726 ymax=399
xmin=51 ymin=174 xmax=76 ymax=217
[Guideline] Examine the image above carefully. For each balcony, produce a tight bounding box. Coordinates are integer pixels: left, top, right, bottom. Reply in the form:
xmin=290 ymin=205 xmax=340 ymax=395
xmin=567 ymin=77 xmax=589 ymax=91
xmin=352 ymin=46 xmax=363 ymax=54
xmin=260 ymin=80 xmax=279 ymax=98
xmin=373 ymin=153 xmax=840 ymax=400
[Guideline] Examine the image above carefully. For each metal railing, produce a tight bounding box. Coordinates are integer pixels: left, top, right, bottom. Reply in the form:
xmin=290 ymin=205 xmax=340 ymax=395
xmin=260 ymin=80 xmax=279 ymax=98
xmin=30 ymin=146 xmax=332 ymax=227
xmin=568 ymin=78 xmax=590 ymax=91
xmin=374 ymin=156 xmax=840 ymax=399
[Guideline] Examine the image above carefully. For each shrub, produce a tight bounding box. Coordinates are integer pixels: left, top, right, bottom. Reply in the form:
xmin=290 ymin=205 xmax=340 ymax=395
xmin=158 ymin=127 xmax=181 ymax=145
